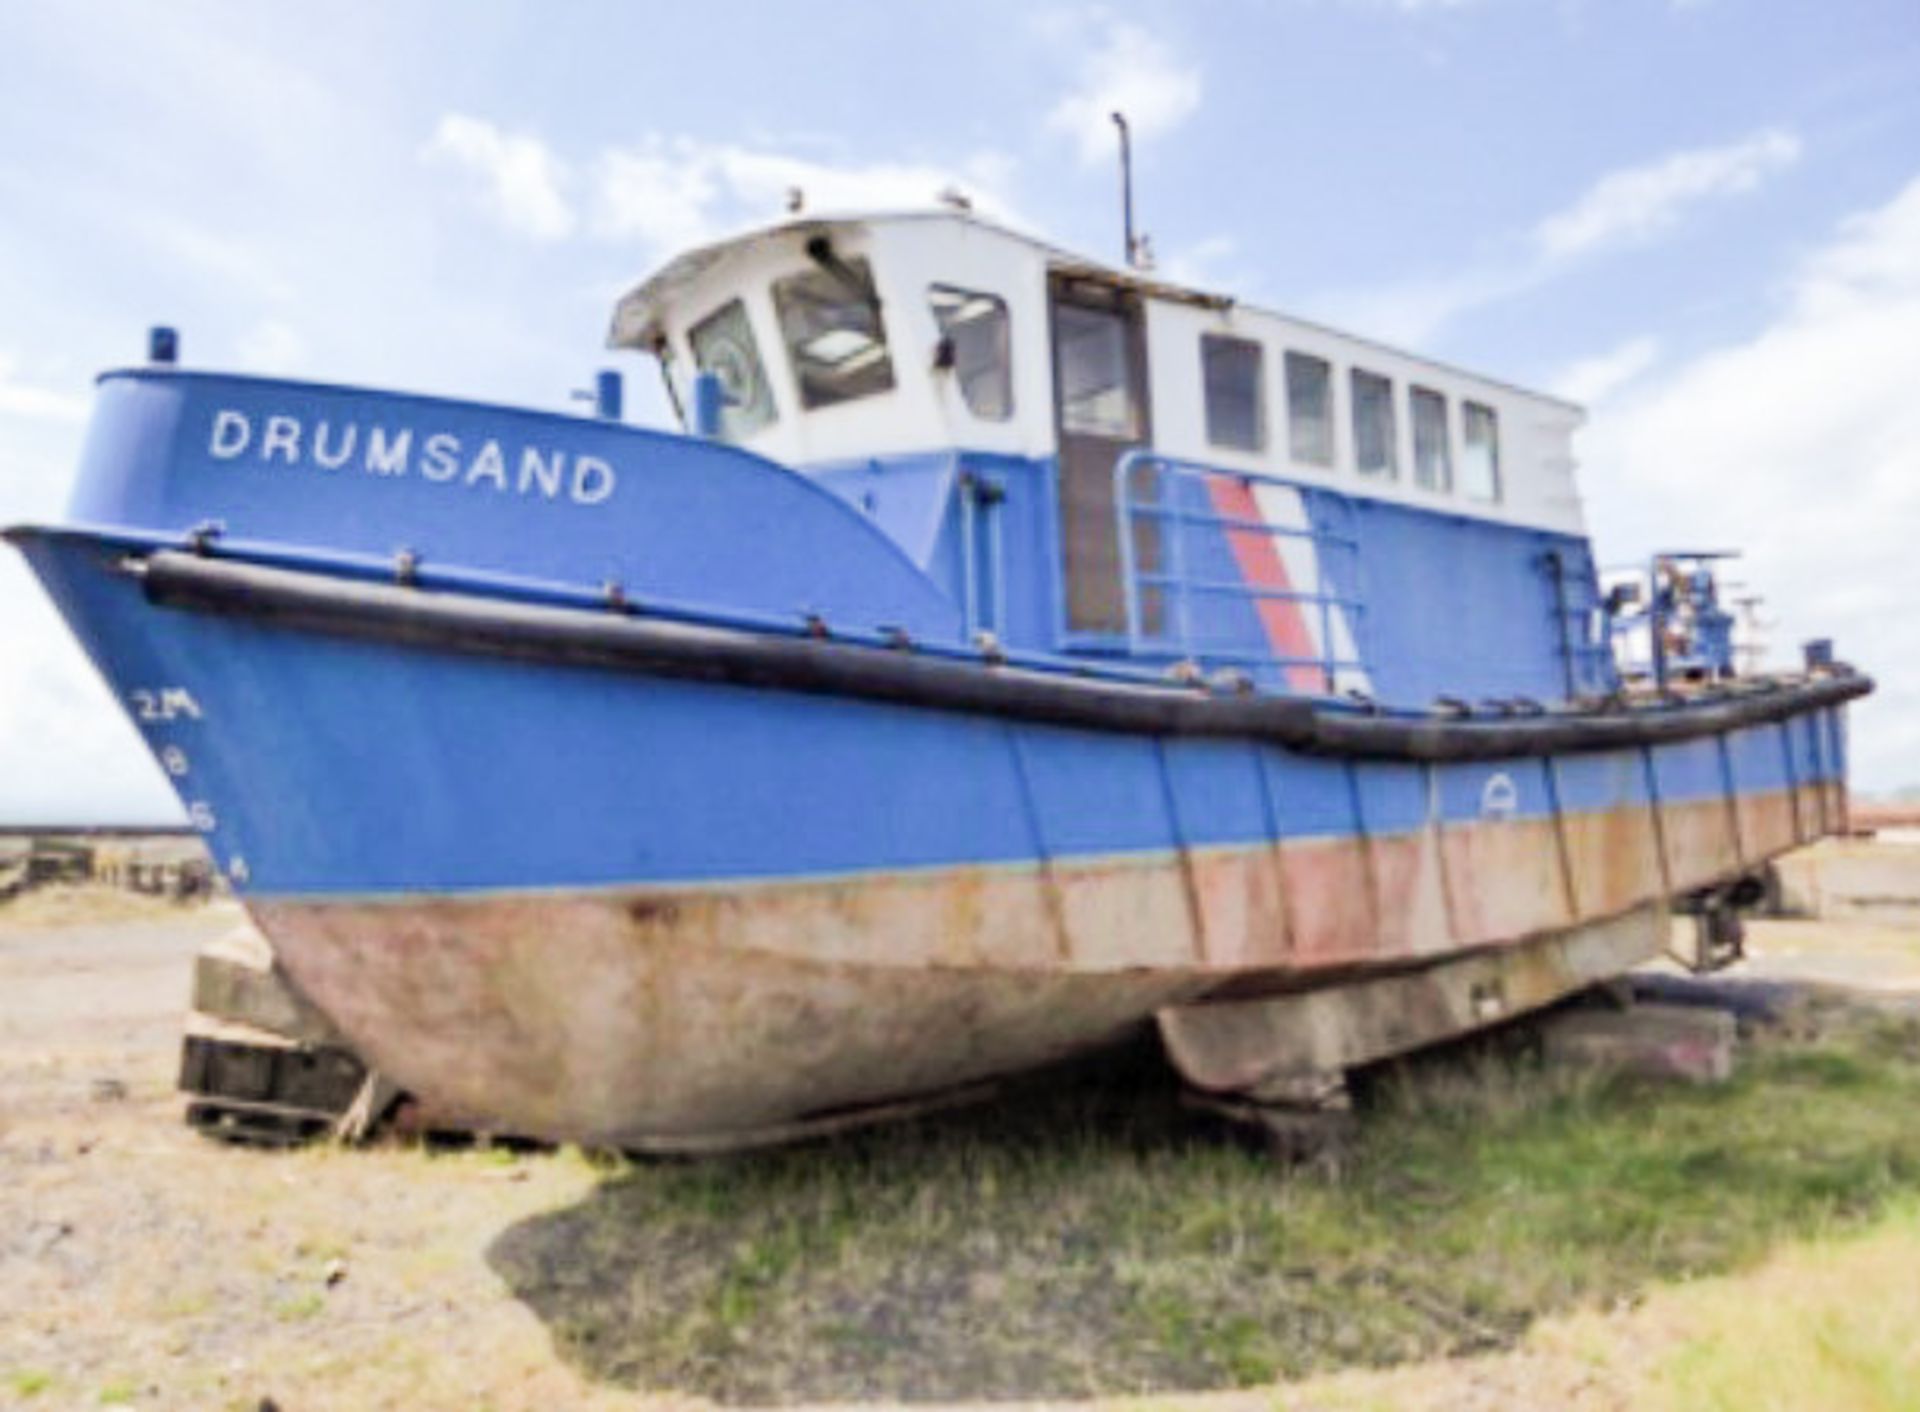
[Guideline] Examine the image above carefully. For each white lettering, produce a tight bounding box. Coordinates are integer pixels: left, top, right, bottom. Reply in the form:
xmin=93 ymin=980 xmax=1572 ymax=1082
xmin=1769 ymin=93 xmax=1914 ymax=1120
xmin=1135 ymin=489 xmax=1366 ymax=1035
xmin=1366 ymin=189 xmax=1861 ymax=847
xmin=261 ymin=415 xmax=302 ymax=465
xmin=209 ymin=409 xmax=252 ymax=460
xmin=199 ymin=409 xmax=617 ymax=509
xmin=422 ymin=433 xmax=461 ymax=482
xmin=572 ymin=455 xmax=616 ymax=506
xmin=466 ymin=440 xmax=508 ymax=491
xmin=129 ymin=686 xmax=203 ymax=723
xmin=364 ymin=427 xmax=412 ymax=476
xmin=518 ymin=446 xmax=565 ymax=499
xmin=312 ymin=420 xmax=357 ymax=470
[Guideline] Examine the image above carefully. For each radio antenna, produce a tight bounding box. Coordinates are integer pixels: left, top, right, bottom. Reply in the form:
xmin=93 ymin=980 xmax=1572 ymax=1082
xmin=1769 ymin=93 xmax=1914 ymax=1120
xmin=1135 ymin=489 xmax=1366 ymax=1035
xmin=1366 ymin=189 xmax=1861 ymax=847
xmin=1111 ymin=111 xmax=1140 ymax=269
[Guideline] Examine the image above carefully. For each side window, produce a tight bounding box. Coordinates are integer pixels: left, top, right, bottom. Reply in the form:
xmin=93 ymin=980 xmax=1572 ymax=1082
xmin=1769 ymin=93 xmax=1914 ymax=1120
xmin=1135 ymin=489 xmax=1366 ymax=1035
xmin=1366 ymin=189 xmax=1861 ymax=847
xmin=1350 ymin=367 xmax=1397 ymax=477
xmin=929 ymin=285 xmax=1013 ymax=421
xmin=1201 ymin=334 xmax=1265 ymax=453
xmin=773 ymin=256 xmax=896 ymax=409
xmin=1054 ymin=303 xmax=1140 ymax=438
xmin=688 ymin=299 xmax=776 ymax=441
xmin=1410 ymin=385 xmax=1452 ymax=491
xmin=1462 ymin=401 xmax=1502 ymax=501
xmin=1285 ymin=351 xmax=1334 ymax=467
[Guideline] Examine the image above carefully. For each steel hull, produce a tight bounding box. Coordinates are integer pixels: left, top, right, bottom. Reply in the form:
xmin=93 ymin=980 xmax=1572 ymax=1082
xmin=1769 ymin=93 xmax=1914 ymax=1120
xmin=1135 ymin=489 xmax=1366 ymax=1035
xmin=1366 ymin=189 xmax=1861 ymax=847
xmin=13 ymin=526 xmax=1858 ymax=1143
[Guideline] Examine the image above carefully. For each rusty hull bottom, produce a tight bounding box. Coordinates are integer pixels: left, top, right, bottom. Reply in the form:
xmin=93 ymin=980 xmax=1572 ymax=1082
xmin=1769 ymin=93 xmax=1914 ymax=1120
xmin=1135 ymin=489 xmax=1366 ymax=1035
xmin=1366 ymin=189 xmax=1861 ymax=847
xmin=1158 ymin=901 xmax=1670 ymax=1100
xmin=255 ymin=887 xmax=1213 ymax=1145
xmin=250 ymin=789 xmax=1804 ymax=1146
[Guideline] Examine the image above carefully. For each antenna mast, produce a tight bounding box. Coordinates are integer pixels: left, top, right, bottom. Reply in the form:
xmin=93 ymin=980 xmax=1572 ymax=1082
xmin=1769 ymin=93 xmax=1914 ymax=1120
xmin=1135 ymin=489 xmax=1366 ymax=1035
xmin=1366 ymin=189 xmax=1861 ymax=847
xmin=1111 ymin=111 xmax=1140 ymax=268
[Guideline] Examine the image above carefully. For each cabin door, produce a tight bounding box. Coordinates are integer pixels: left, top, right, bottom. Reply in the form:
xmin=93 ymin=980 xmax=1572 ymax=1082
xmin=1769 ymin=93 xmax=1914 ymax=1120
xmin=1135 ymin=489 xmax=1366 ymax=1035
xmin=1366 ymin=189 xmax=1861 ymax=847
xmin=1049 ymin=276 xmax=1154 ymax=636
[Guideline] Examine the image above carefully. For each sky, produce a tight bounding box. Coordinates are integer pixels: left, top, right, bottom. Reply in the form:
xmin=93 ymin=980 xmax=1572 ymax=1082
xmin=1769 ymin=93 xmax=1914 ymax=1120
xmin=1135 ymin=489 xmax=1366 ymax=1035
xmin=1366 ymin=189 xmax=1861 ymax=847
xmin=1 ymin=0 xmax=1917 ymax=822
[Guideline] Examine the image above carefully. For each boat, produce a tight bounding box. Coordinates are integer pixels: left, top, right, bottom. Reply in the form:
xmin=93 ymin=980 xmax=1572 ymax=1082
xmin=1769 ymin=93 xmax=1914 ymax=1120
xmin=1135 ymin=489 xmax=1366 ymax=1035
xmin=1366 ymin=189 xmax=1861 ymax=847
xmin=8 ymin=206 xmax=1868 ymax=1148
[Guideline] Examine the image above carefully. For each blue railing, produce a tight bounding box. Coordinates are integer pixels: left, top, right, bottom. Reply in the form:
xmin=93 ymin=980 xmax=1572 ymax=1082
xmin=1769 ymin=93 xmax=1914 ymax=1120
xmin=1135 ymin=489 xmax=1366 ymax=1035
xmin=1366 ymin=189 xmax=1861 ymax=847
xmin=1113 ymin=450 xmax=1370 ymax=693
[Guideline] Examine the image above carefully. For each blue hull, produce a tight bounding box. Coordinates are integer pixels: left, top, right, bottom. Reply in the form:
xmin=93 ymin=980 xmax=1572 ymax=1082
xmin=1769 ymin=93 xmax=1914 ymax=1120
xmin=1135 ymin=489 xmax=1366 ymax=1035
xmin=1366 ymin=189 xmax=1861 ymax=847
xmin=6 ymin=369 xmax=1863 ymax=1140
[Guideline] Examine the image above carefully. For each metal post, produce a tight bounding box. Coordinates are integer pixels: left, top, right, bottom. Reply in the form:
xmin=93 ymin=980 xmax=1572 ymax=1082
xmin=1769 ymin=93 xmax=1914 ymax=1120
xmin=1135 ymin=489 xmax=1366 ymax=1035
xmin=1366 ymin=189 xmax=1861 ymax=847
xmin=594 ymin=370 xmax=624 ymax=422
xmin=1111 ymin=112 xmax=1136 ymax=268
xmin=958 ymin=473 xmax=978 ymax=641
xmin=1115 ymin=451 xmax=1144 ymax=649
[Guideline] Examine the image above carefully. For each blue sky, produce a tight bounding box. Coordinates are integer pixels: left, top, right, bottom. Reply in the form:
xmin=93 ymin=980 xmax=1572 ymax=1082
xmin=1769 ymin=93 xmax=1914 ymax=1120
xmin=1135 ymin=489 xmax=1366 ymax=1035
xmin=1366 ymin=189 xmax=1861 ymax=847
xmin=2 ymin=0 xmax=1917 ymax=821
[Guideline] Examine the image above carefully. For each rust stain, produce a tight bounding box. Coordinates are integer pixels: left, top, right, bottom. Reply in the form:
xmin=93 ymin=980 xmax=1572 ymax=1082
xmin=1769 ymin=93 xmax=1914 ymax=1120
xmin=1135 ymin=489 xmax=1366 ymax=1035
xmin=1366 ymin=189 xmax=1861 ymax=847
xmin=244 ymin=757 xmax=1848 ymax=1145
xmin=1658 ymin=797 xmax=1743 ymax=892
xmin=1736 ymin=790 xmax=1799 ymax=863
xmin=1440 ymin=817 xmax=1571 ymax=945
xmin=1561 ymin=809 xmax=1664 ymax=923
xmin=258 ymin=890 xmax=1212 ymax=1144
xmin=1367 ymin=832 xmax=1453 ymax=959
xmin=1187 ymin=848 xmax=1288 ymax=970
xmin=1278 ymin=838 xmax=1376 ymax=966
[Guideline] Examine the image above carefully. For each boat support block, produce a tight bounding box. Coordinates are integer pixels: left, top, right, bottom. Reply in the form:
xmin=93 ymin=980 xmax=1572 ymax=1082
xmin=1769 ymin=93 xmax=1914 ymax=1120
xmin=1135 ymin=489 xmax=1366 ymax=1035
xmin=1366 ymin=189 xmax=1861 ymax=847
xmin=1159 ymin=901 xmax=1669 ymax=1100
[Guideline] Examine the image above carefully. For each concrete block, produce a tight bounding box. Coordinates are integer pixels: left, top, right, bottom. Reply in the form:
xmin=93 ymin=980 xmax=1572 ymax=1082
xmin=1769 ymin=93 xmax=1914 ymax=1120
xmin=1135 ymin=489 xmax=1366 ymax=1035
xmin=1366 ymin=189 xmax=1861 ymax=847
xmin=1773 ymin=839 xmax=1920 ymax=924
xmin=1539 ymin=1002 xmax=1735 ymax=1084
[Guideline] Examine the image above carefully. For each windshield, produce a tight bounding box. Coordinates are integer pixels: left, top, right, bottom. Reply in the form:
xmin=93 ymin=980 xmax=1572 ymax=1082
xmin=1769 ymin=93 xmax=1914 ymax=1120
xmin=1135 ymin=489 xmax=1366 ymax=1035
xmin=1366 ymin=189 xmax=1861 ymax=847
xmin=930 ymin=285 xmax=1013 ymax=421
xmin=688 ymin=298 xmax=777 ymax=440
xmin=773 ymin=256 xmax=896 ymax=410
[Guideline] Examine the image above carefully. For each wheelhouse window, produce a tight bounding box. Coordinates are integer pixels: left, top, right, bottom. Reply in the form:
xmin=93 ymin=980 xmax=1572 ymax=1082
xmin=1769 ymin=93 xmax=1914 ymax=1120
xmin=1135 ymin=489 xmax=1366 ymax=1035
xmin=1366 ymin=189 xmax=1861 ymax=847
xmin=1462 ymin=401 xmax=1501 ymax=501
xmin=1351 ymin=367 xmax=1397 ymax=477
xmin=1285 ymin=351 xmax=1334 ymax=467
xmin=929 ymin=285 xmax=1013 ymax=421
xmin=688 ymin=299 xmax=776 ymax=441
xmin=1410 ymin=385 xmax=1452 ymax=491
xmin=773 ymin=256 xmax=896 ymax=409
xmin=1054 ymin=303 xmax=1140 ymax=439
xmin=1201 ymin=334 xmax=1265 ymax=453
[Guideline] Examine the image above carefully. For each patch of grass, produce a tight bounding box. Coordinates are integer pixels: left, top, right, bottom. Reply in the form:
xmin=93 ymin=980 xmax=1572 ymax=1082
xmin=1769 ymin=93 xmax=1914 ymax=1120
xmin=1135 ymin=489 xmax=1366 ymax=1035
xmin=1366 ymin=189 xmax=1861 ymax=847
xmin=1625 ymin=1197 xmax=1920 ymax=1411
xmin=488 ymin=1000 xmax=1920 ymax=1404
xmin=96 ymin=1380 xmax=138 ymax=1405
xmin=8 ymin=1370 xmax=55 ymax=1399
xmin=272 ymin=1291 xmax=325 ymax=1323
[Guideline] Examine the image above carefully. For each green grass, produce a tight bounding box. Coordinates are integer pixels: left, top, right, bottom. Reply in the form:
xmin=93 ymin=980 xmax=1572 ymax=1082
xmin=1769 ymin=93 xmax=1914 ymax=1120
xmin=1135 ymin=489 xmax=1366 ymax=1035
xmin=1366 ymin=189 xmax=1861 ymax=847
xmin=7 ymin=1370 xmax=54 ymax=1399
xmin=487 ymin=997 xmax=1920 ymax=1403
xmin=271 ymin=1291 xmax=326 ymax=1323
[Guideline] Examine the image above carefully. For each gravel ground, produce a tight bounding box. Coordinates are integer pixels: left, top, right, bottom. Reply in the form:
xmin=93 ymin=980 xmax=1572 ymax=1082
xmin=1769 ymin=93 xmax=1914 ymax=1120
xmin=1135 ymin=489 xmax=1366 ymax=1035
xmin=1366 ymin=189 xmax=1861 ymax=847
xmin=3 ymin=882 xmax=1917 ymax=1411
xmin=0 ymin=892 xmax=663 ymax=1412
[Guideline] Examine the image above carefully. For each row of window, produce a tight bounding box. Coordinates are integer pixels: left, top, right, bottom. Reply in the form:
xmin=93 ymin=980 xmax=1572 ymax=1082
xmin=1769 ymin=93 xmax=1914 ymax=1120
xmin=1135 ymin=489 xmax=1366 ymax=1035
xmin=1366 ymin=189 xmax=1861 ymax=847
xmin=687 ymin=261 xmax=1016 ymax=440
xmin=1202 ymin=334 xmax=1502 ymax=502
xmin=682 ymin=266 xmax=1501 ymax=508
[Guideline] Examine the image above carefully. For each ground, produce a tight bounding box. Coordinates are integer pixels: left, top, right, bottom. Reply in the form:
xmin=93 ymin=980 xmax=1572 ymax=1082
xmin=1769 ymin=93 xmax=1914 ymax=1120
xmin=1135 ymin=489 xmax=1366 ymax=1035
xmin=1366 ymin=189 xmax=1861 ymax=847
xmin=5 ymin=881 xmax=1920 ymax=1410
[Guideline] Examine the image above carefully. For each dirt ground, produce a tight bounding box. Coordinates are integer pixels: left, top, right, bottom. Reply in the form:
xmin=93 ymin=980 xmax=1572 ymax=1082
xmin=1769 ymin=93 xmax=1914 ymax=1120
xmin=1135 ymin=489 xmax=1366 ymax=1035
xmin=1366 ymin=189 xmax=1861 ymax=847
xmin=4 ymin=885 xmax=1920 ymax=1411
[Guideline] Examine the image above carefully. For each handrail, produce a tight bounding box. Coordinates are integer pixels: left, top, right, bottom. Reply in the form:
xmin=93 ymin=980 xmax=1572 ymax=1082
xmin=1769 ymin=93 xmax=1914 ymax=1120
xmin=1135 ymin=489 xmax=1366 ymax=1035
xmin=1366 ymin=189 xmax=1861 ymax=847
xmin=1113 ymin=450 xmax=1370 ymax=692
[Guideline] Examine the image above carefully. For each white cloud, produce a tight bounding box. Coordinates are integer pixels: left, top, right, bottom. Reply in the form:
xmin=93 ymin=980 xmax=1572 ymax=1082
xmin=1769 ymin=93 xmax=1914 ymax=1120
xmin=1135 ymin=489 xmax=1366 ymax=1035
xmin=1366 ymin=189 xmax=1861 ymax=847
xmin=1313 ymin=128 xmax=1803 ymax=344
xmin=423 ymin=114 xmax=575 ymax=241
xmin=592 ymin=138 xmax=1021 ymax=256
xmin=136 ymin=212 xmax=297 ymax=305
xmin=1550 ymin=335 xmax=1661 ymax=405
xmin=1581 ymin=174 xmax=1920 ymax=790
xmin=0 ymin=352 xmax=88 ymax=425
xmin=234 ymin=320 xmax=308 ymax=375
xmin=1042 ymin=14 xmax=1202 ymax=166
xmin=1535 ymin=129 xmax=1802 ymax=261
xmin=1160 ymin=234 xmax=1241 ymax=289
xmin=0 ymin=559 xmax=180 ymax=825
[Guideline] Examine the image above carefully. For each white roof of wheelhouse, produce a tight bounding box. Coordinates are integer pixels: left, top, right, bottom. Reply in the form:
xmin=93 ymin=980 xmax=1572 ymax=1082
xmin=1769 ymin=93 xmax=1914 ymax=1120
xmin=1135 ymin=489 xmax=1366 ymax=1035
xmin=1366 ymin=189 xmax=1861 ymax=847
xmin=608 ymin=207 xmax=1582 ymax=416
